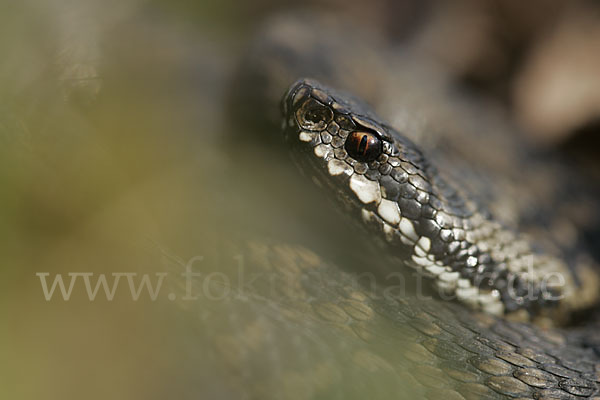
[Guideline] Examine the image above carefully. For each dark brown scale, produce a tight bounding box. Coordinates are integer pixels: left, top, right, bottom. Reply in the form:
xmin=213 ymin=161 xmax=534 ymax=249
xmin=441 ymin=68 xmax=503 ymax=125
xmin=344 ymin=131 xmax=382 ymax=162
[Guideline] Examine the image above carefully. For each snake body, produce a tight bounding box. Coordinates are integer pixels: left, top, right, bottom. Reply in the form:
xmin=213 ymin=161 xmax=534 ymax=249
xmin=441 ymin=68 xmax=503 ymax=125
xmin=218 ymin=12 xmax=600 ymax=399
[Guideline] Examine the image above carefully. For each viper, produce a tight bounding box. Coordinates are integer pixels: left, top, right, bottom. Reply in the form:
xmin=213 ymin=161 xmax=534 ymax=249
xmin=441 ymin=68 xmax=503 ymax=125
xmin=220 ymin=12 xmax=600 ymax=399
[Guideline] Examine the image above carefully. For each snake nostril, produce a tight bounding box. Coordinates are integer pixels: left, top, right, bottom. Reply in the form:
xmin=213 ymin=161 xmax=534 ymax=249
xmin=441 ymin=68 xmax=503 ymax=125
xmin=344 ymin=130 xmax=382 ymax=162
xmin=296 ymin=98 xmax=333 ymax=131
xmin=306 ymin=109 xmax=328 ymax=123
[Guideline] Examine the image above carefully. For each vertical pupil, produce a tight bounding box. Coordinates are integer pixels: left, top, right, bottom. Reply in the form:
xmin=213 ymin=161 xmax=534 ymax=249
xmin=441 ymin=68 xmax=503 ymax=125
xmin=344 ymin=130 xmax=382 ymax=163
xmin=358 ymin=134 xmax=368 ymax=154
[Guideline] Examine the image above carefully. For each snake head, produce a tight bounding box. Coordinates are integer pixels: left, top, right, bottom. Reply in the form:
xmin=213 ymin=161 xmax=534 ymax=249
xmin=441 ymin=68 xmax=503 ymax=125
xmin=282 ymin=78 xmax=421 ymax=206
xmin=282 ymin=78 xmax=438 ymax=225
xmin=283 ymin=78 xmax=392 ymax=161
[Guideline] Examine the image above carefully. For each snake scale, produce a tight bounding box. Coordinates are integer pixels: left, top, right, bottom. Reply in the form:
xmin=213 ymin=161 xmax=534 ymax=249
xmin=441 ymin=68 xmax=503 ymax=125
xmin=214 ymin=12 xmax=600 ymax=400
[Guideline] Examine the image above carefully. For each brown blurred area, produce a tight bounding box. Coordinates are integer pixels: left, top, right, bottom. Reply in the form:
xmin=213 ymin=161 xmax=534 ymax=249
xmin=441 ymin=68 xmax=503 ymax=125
xmin=287 ymin=0 xmax=600 ymax=148
xmin=2 ymin=1 xmax=599 ymax=399
xmin=406 ymin=0 xmax=600 ymax=149
xmin=211 ymin=0 xmax=600 ymax=147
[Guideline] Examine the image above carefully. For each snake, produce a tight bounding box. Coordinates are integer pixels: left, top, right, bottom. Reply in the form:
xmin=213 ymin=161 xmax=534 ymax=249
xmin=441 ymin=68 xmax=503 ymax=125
xmin=210 ymin=12 xmax=600 ymax=399
xmin=283 ymin=77 xmax=581 ymax=320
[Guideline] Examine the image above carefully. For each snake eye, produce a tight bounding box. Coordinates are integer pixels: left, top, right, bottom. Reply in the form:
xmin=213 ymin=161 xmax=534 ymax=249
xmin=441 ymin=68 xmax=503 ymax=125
xmin=345 ymin=131 xmax=382 ymax=162
xmin=296 ymin=98 xmax=333 ymax=131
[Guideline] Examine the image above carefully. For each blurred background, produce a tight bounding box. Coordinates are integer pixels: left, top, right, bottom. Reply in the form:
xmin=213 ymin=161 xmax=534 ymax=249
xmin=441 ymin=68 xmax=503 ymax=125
xmin=2 ymin=0 xmax=599 ymax=399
